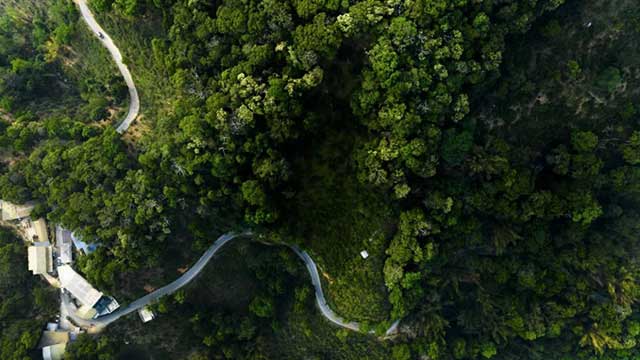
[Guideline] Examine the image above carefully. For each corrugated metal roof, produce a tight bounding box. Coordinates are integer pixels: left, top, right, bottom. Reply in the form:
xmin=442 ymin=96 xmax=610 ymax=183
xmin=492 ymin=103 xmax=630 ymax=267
xmin=56 ymin=226 xmax=73 ymax=264
xmin=58 ymin=265 xmax=103 ymax=308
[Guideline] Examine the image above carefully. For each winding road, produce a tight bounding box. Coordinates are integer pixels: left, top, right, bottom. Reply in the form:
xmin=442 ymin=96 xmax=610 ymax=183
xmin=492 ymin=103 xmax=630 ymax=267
xmin=75 ymin=0 xmax=139 ymax=133
xmin=70 ymin=0 xmax=400 ymax=336
xmin=63 ymin=233 xmax=396 ymax=335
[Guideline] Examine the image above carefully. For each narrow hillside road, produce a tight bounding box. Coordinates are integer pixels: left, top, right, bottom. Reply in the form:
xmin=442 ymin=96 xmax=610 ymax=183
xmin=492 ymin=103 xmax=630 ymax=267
xmin=62 ymin=232 xmax=248 ymax=329
xmin=65 ymin=1 xmax=401 ymax=337
xmin=63 ymin=233 xmax=400 ymax=335
xmin=74 ymin=0 xmax=140 ymax=133
xmin=291 ymin=246 xmax=361 ymax=331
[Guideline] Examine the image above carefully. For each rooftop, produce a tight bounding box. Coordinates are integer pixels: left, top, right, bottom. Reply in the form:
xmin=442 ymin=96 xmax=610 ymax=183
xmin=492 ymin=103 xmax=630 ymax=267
xmin=21 ymin=217 xmax=49 ymax=243
xmin=58 ymin=265 xmax=103 ymax=308
xmin=42 ymin=343 xmax=66 ymax=360
xmin=28 ymin=243 xmax=53 ymax=275
xmin=55 ymin=226 xmax=73 ymax=264
xmin=138 ymin=307 xmax=156 ymax=323
xmin=38 ymin=331 xmax=69 ymax=348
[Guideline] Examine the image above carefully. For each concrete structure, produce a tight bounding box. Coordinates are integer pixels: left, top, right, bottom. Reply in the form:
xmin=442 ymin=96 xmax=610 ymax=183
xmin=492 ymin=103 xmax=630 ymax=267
xmin=138 ymin=307 xmax=155 ymax=323
xmin=0 ymin=200 xmax=34 ymax=221
xmin=21 ymin=217 xmax=49 ymax=243
xmin=42 ymin=343 xmax=66 ymax=360
xmin=360 ymin=250 xmax=369 ymax=259
xmin=28 ymin=242 xmax=53 ymax=275
xmin=55 ymin=226 xmax=73 ymax=264
xmin=58 ymin=265 xmax=103 ymax=308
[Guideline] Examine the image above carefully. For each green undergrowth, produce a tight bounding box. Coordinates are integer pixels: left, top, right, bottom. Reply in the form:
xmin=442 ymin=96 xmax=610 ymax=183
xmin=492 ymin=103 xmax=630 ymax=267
xmin=282 ymin=131 xmax=394 ymax=324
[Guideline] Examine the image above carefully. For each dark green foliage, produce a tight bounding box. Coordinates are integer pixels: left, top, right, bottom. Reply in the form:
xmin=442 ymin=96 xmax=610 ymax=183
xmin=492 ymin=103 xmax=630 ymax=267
xmin=0 ymin=227 xmax=56 ymax=359
xmin=3 ymin=0 xmax=640 ymax=359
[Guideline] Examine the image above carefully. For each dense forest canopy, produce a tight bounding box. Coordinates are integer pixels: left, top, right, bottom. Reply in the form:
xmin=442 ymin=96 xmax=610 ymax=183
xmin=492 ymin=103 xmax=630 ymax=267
xmin=0 ymin=0 xmax=639 ymax=358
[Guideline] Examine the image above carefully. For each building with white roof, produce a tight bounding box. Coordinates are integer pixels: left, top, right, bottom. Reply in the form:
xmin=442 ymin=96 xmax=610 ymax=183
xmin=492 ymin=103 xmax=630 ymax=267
xmin=58 ymin=265 xmax=103 ymax=308
xmin=39 ymin=331 xmax=68 ymax=360
xmin=55 ymin=226 xmax=73 ymax=264
xmin=42 ymin=344 xmax=66 ymax=360
xmin=28 ymin=242 xmax=53 ymax=275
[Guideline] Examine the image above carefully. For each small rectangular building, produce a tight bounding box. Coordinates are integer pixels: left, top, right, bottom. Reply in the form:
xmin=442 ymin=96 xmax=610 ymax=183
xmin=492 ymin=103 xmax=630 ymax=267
xmin=0 ymin=200 xmax=34 ymax=221
xmin=55 ymin=226 xmax=73 ymax=264
xmin=58 ymin=265 xmax=103 ymax=308
xmin=138 ymin=307 xmax=156 ymax=323
xmin=28 ymin=242 xmax=53 ymax=275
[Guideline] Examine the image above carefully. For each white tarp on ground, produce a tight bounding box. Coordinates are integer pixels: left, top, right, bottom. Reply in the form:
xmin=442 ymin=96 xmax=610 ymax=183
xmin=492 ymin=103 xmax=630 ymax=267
xmin=57 ymin=265 xmax=103 ymax=308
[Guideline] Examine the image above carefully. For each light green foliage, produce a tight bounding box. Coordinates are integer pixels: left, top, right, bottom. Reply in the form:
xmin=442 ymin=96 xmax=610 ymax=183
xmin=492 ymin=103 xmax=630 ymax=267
xmin=249 ymin=295 xmax=274 ymax=318
xmin=621 ymin=131 xmax=640 ymax=165
xmin=391 ymin=344 xmax=411 ymax=360
xmin=567 ymin=60 xmax=582 ymax=79
xmin=595 ymin=66 xmax=622 ymax=93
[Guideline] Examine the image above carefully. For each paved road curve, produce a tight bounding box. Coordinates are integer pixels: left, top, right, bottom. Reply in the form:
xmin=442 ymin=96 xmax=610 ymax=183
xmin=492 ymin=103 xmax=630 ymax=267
xmin=62 ymin=232 xmax=248 ymax=329
xmin=69 ymin=1 xmax=401 ymax=336
xmin=74 ymin=0 xmax=140 ymax=133
xmin=63 ymin=232 xmax=400 ymax=334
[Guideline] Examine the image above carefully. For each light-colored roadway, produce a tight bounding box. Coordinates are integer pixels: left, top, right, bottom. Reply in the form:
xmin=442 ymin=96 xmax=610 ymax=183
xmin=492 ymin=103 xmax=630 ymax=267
xmin=74 ymin=0 xmax=139 ymax=133
xmin=67 ymin=1 xmax=400 ymax=336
